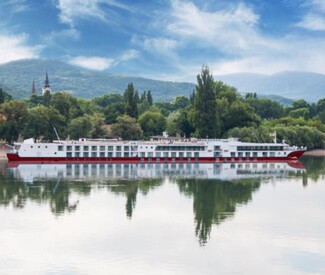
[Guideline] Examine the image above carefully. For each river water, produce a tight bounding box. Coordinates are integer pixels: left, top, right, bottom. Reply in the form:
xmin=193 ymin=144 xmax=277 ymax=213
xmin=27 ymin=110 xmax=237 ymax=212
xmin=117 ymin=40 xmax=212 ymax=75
xmin=0 ymin=157 xmax=324 ymax=274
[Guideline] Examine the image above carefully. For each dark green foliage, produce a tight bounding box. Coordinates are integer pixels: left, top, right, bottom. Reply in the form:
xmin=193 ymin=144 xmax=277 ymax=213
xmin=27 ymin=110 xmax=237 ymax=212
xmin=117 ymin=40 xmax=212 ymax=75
xmin=124 ymin=83 xmax=138 ymax=118
xmin=193 ymin=66 xmax=220 ymax=138
xmin=67 ymin=116 xmax=93 ymax=139
xmin=147 ymin=90 xmax=153 ymax=106
xmin=23 ymin=106 xmax=66 ymax=141
xmin=50 ymin=92 xmax=82 ymax=122
xmin=0 ymin=101 xmax=28 ymax=142
xmin=92 ymin=94 xmax=124 ymax=108
xmin=0 ymin=88 xmax=12 ymax=104
xmin=245 ymin=97 xmax=284 ymax=119
xmin=273 ymin=126 xmax=325 ymax=149
xmin=110 ymin=115 xmax=143 ymax=140
xmin=226 ymin=127 xmax=273 ymax=143
xmin=138 ymin=111 xmax=167 ymax=137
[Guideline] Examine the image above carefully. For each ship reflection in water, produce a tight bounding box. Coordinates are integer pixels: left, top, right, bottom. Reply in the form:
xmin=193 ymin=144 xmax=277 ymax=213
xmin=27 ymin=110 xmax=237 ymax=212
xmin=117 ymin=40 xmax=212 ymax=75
xmin=3 ymin=161 xmax=305 ymax=245
xmin=8 ymin=161 xmax=304 ymax=183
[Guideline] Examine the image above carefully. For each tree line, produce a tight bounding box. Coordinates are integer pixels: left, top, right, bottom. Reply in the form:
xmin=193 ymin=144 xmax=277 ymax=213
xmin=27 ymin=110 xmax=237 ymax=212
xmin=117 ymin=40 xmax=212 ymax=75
xmin=1 ymin=65 xmax=325 ymax=149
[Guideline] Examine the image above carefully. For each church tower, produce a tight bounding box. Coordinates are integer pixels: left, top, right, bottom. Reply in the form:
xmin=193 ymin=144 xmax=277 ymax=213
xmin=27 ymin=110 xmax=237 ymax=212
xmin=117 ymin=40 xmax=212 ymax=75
xmin=42 ymin=72 xmax=51 ymax=95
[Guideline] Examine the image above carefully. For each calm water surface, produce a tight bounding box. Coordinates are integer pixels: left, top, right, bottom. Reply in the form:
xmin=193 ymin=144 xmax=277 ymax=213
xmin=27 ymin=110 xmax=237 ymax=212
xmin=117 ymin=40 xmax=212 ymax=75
xmin=0 ymin=157 xmax=324 ymax=274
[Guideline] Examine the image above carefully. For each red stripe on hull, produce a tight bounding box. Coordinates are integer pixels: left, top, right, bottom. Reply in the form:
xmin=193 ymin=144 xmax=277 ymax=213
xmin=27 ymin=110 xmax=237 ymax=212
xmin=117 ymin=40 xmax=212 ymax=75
xmin=6 ymin=152 xmax=305 ymax=169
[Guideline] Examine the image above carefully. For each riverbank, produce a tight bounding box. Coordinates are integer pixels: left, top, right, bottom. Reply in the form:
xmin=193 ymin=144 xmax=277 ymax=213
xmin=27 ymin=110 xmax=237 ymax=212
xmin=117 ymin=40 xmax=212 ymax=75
xmin=303 ymin=149 xmax=325 ymax=156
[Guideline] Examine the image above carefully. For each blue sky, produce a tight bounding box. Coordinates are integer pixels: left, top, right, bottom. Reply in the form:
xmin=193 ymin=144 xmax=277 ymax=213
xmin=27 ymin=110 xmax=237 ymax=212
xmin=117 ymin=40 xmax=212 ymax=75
xmin=1 ymin=0 xmax=325 ymax=81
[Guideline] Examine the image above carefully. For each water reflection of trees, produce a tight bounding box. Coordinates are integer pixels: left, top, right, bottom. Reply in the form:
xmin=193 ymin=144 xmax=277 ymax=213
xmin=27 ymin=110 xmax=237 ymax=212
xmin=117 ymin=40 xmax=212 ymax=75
xmin=176 ymin=178 xmax=261 ymax=246
xmin=0 ymin=170 xmax=163 ymax=216
xmin=106 ymin=178 xmax=163 ymax=218
xmin=301 ymin=156 xmax=325 ymax=183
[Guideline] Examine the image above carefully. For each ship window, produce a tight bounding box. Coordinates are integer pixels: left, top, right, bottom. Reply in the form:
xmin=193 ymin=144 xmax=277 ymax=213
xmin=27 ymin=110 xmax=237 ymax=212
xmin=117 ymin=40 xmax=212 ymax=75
xmin=245 ymin=152 xmax=250 ymax=157
xmin=186 ymin=152 xmax=192 ymax=157
xmin=107 ymin=146 xmax=113 ymax=151
xmin=91 ymin=146 xmax=97 ymax=151
xmin=58 ymin=146 xmax=63 ymax=151
xmin=140 ymin=152 xmax=145 ymax=157
xmin=38 ymin=146 xmax=40 ymax=148
xmin=124 ymin=146 xmax=129 ymax=151
xmin=238 ymin=152 xmax=243 ymax=158
xmin=108 ymin=152 xmax=113 ymax=157
xmin=84 ymin=146 xmax=89 ymax=151
xmin=214 ymin=152 xmax=220 ymax=157
xmin=91 ymin=152 xmax=97 ymax=157
xmin=231 ymin=152 xmax=235 ymax=157
xmin=194 ymin=152 xmax=199 ymax=158
xmin=67 ymin=146 xmax=72 ymax=151
xmin=179 ymin=152 xmax=184 ymax=157
xmin=116 ymin=146 xmax=121 ymax=151
xmin=75 ymin=152 xmax=80 ymax=158
xmin=253 ymin=152 xmax=258 ymax=158
xmin=100 ymin=152 xmax=105 ymax=157
xmin=124 ymin=152 xmax=129 ymax=157
xmin=100 ymin=146 xmax=105 ymax=151
xmin=84 ymin=152 xmax=89 ymax=157
xmin=214 ymin=146 xmax=221 ymax=150
xmin=66 ymin=152 xmax=72 ymax=158
xmin=156 ymin=152 xmax=161 ymax=157
xmin=116 ymin=152 xmax=122 ymax=157
xmin=163 ymin=152 xmax=168 ymax=158
xmin=262 ymin=152 xmax=267 ymax=157
xmin=148 ymin=152 xmax=153 ymax=157
xmin=75 ymin=146 xmax=80 ymax=151
xmin=171 ymin=152 xmax=176 ymax=157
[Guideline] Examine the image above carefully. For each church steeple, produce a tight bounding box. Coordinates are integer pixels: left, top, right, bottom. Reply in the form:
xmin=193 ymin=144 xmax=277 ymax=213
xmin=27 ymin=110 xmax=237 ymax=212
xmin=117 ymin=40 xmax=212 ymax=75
xmin=42 ymin=71 xmax=51 ymax=95
xmin=31 ymin=79 xmax=36 ymax=95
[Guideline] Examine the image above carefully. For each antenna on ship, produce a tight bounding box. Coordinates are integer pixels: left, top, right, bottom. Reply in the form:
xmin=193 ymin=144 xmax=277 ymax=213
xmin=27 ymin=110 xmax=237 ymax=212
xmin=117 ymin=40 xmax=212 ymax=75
xmin=53 ymin=127 xmax=60 ymax=141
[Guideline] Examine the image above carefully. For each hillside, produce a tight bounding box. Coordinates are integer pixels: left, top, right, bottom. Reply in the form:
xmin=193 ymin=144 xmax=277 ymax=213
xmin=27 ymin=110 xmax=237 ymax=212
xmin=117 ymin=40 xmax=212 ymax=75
xmin=0 ymin=59 xmax=323 ymax=103
xmin=215 ymin=71 xmax=325 ymax=102
xmin=0 ymin=59 xmax=195 ymax=101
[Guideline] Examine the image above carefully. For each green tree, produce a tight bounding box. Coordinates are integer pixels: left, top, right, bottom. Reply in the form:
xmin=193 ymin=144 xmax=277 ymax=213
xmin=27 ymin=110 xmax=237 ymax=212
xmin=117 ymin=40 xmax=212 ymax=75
xmin=171 ymin=95 xmax=190 ymax=110
xmin=193 ymin=65 xmax=220 ymax=138
xmin=0 ymin=88 xmax=12 ymax=104
xmin=104 ymin=102 xmax=125 ymax=124
xmin=166 ymin=111 xmax=180 ymax=136
xmin=67 ymin=116 xmax=93 ymax=139
xmin=110 ymin=115 xmax=143 ymax=140
xmin=147 ymin=90 xmax=153 ymax=106
xmin=124 ymin=83 xmax=138 ymax=118
xmin=0 ymin=101 xmax=28 ymax=142
xmin=90 ymin=114 xmax=107 ymax=138
xmin=138 ymin=111 xmax=167 ymax=137
xmin=50 ymin=92 xmax=82 ymax=122
xmin=23 ymin=106 xmax=66 ymax=141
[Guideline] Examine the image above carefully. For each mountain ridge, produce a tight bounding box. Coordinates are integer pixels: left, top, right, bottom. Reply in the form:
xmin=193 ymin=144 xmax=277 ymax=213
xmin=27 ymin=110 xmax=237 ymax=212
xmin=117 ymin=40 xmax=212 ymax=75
xmin=0 ymin=59 xmax=324 ymax=102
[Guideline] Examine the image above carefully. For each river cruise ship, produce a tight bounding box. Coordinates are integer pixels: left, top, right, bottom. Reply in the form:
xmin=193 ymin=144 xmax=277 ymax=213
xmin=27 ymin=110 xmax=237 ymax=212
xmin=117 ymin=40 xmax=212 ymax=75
xmin=6 ymin=137 xmax=306 ymax=164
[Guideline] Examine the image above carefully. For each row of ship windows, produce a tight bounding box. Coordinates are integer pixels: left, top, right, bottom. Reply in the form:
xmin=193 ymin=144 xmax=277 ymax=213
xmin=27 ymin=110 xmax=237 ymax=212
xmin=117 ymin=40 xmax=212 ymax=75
xmin=237 ymin=146 xmax=284 ymax=151
xmin=58 ymin=145 xmax=207 ymax=152
xmin=64 ymin=151 xmax=283 ymax=158
xmin=66 ymin=152 xmax=201 ymax=158
xmin=227 ymin=152 xmax=279 ymax=157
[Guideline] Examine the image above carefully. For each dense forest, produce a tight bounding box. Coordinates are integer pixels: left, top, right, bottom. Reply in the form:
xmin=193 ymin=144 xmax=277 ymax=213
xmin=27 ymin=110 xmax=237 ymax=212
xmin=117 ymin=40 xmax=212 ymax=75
xmin=1 ymin=66 xmax=325 ymax=149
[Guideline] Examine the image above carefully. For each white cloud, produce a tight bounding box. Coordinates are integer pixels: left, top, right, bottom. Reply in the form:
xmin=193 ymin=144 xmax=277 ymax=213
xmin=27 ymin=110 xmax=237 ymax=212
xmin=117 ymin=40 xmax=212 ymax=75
xmin=296 ymin=0 xmax=325 ymax=31
xmin=0 ymin=33 xmax=41 ymax=64
xmin=119 ymin=49 xmax=139 ymax=61
xmin=167 ymin=0 xmax=262 ymax=53
xmin=55 ymin=0 xmax=131 ymax=26
xmin=69 ymin=56 xmax=115 ymax=70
